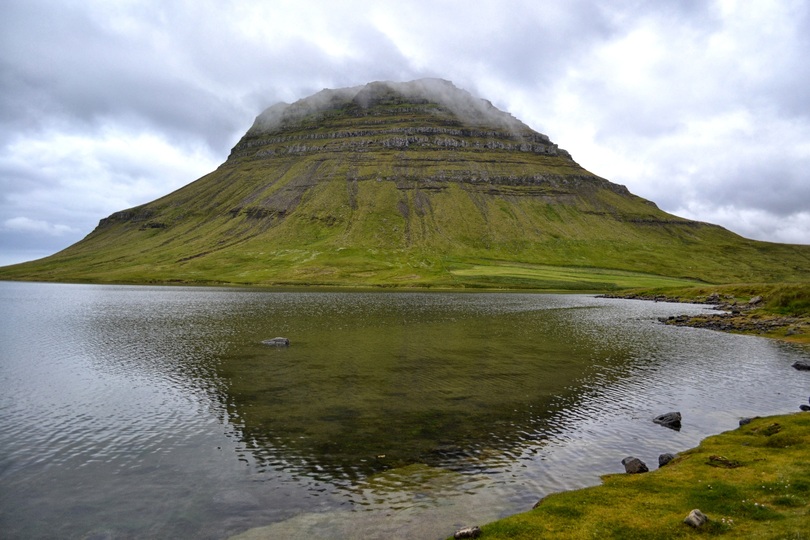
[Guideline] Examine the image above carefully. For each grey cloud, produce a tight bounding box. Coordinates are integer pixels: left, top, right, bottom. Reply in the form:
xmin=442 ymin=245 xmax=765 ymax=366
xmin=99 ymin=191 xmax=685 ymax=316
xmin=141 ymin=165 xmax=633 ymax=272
xmin=1 ymin=0 xmax=809 ymax=265
xmin=622 ymin=143 xmax=810 ymax=223
xmin=388 ymin=1 xmax=618 ymax=90
xmin=1 ymin=2 xmax=256 ymax=153
xmin=700 ymin=161 xmax=810 ymax=216
xmin=249 ymin=79 xmax=537 ymax=138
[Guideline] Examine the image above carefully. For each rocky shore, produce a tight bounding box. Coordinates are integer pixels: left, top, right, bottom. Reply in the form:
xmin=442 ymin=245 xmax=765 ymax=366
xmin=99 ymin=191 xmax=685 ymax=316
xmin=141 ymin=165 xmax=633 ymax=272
xmin=659 ymin=312 xmax=807 ymax=337
xmin=600 ymin=289 xmax=809 ymax=343
xmin=465 ymin=411 xmax=810 ymax=538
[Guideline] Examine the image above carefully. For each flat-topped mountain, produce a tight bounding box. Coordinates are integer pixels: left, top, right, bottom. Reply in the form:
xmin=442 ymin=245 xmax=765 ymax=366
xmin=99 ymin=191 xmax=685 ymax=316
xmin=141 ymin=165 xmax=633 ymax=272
xmin=2 ymin=79 xmax=809 ymax=288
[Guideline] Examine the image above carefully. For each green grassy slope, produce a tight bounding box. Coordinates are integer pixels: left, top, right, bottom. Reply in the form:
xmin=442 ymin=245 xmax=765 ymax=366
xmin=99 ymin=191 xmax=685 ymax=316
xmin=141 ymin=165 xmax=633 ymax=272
xmin=2 ymin=80 xmax=809 ymax=289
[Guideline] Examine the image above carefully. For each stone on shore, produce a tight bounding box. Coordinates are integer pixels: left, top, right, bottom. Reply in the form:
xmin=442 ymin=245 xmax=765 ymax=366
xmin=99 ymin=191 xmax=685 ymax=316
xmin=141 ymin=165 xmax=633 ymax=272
xmin=453 ymin=525 xmax=482 ymax=539
xmin=708 ymin=455 xmax=742 ymax=468
xmin=658 ymin=453 xmax=676 ymax=467
xmin=683 ymin=509 xmax=708 ymax=528
xmin=621 ymin=456 xmax=649 ymax=474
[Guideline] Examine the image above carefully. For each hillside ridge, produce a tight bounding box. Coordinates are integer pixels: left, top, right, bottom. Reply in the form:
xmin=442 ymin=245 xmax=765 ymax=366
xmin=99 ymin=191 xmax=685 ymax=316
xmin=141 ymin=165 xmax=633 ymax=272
xmin=2 ymin=79 xmax=809 ymax=288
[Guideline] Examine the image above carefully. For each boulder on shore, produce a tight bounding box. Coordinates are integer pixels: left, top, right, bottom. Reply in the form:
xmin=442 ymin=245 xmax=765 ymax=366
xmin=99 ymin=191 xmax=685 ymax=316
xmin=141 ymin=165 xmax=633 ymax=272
xmin=453 ymin=526 xmax=481 ymax=539
xmin=653 ymin=411 xmax=682 ymax=430
xmin=658 ymin=453 xmax=676 ymax=467
xmin=621 ymin=456 xmax=649 ymax=474
xmin=683 ymin=509 xmax=708 ymax=528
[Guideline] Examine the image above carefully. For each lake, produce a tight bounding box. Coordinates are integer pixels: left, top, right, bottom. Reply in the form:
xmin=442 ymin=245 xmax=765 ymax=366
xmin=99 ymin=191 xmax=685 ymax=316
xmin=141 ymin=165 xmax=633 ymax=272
xmin=1 ymin=281 xmax=807 ymax=539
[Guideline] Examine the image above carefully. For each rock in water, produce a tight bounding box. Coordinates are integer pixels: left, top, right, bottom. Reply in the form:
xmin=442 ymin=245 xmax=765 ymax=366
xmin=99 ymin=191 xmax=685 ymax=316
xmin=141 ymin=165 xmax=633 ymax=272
xmin=683 ymin=509 xmax=708 ymax=528
xmin=793 ymin=360 xmax=810 ymax=370
xmin=653 ymin=411 xmax=682 ymax=430
xmin=262 ymin=337 xmax=290 ymax=346
xmin=621 ymin=457 xmax=649 ymax=474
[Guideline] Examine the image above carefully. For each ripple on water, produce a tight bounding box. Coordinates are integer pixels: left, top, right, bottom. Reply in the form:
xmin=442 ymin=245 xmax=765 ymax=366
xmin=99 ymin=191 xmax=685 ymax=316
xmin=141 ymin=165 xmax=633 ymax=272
xmin=1 ymin=283 xmax=808 ymax=540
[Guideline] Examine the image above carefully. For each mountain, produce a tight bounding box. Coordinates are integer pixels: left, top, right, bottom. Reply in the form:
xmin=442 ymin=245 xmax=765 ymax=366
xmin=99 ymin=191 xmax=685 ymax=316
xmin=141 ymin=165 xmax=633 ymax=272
xmin=2 ymin=79 xmax=809 ymax=289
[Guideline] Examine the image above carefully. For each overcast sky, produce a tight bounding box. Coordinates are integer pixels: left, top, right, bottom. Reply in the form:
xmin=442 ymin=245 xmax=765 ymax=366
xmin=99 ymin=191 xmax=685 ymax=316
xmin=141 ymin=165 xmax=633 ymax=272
xmin=2 ymin=0 xmax=808 ymax=266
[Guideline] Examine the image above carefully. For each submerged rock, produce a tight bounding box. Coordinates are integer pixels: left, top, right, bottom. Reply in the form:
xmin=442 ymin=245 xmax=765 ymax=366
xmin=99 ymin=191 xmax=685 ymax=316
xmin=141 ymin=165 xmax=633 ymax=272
xmin=621 ymin=456 xmax=649 ymax=474
xmin=683 ymin=509 xmax=708 ymax=528
xmin=653 ymin=411 xmax=682 ymax=430
xmin=262 ymin=337 xmax=290 ymax=346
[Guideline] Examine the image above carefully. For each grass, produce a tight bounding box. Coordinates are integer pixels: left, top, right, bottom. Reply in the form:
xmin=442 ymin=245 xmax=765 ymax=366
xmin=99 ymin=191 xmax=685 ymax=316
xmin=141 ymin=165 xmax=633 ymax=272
xmin=466 ymin=413 xmax=810 ymax=539
xmin=448 ymin=262 xmax=702 ymax=290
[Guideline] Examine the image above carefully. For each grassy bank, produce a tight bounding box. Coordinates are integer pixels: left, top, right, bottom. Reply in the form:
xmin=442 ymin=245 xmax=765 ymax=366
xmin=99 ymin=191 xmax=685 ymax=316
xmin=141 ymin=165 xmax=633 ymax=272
xmin=607 ymin=283 xmax=810 ymax=344
xmin=461 ymin=413 xmax=810 ymax=539
xmin=0 ymin=257 xmax=706 ymax=291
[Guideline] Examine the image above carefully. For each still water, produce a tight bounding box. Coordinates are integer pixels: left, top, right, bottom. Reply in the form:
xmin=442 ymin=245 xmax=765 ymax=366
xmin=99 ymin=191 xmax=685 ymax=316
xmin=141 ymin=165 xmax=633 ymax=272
xmin=1 ymin=282 xmax=807 ymax=539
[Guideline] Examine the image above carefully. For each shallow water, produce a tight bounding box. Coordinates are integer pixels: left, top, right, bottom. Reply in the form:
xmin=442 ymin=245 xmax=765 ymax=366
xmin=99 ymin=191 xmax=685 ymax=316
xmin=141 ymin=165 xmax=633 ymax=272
xmin=0 ymin=282 xmax=807 ymax=539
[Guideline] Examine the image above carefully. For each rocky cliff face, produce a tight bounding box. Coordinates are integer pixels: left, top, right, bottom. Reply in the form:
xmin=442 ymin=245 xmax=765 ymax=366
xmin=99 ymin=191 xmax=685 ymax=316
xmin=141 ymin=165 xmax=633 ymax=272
xmin=214 ymin=79 xmax=629 ymax=224
xmin=231 ymin=78 xmax=571 ymax=160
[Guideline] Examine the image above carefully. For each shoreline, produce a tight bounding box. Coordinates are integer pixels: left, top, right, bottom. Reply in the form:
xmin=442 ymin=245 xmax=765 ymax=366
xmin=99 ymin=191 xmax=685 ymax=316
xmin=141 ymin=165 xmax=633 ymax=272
xmin=462 ymin=411 xmax=810 ymax=539
xmin=659 ymin=311 xmax=809 ymax=344
xmin=462 ymin=285 xmax=810 ymax=538
xmin=599 ymin=286 xmax=810 ymax=344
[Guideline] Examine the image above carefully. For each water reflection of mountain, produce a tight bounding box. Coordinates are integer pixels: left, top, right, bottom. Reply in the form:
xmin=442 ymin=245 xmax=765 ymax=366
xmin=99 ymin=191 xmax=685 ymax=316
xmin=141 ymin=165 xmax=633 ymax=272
xmin=7 ymin=284 xmax=806 ymax=540
xmin=213 ymin=293 xmax=639 ymax=482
